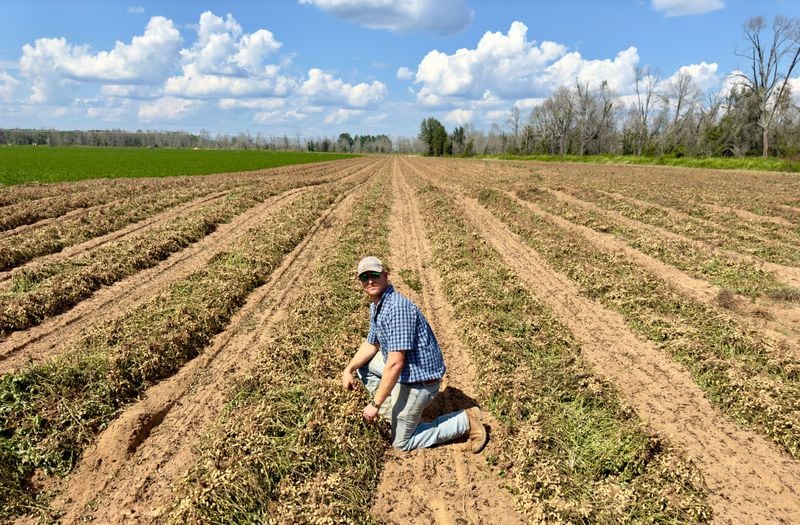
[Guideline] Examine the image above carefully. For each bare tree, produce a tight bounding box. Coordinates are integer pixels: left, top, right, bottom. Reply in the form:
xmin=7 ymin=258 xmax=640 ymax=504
xmin=661 ymin=72 xmax=702 ymax=153
xmin=574 ymin=79 xmax=616 ymax=155
xmin=633 ymin=66 xmax=660 ymax=156
xmin=506 ymin=105 xmax=522 ymax=153
xmin=736 ymin=15 xmax=800 ymax=157
xmin=548 ymin=86 xmax=576 ymax=155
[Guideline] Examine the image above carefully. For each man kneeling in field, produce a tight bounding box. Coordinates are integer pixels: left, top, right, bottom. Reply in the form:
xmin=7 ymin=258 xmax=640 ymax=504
xmin=341 ymin=256 xmax=488 ymax=452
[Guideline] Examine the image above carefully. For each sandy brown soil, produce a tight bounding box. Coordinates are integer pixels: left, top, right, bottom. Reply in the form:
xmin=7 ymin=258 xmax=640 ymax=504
xmin=367 ymin=158 xmax=525 ymax=524
xmin=593 ymin=189 xmax=800 ymax=287
xmin=453 ymin=189 xmax=800 ymax=524
xmin=36 ymin=159 xmax=384 ymax=524
xmin=503 ymin=190 xmax=800 ymax=360
xmin=0 ymin=159 xmax=378 ymax=373
xmin=7 ymin=157 xmax=800 ymax=524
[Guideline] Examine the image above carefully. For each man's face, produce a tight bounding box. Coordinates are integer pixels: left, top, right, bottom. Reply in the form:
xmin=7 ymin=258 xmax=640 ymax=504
xmin=358 ymin=270 xmax=388 ymax=299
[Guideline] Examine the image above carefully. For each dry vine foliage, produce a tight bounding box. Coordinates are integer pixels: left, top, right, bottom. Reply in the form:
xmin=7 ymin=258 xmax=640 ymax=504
xmin=2 ymin=156 xmax=800 ymax=524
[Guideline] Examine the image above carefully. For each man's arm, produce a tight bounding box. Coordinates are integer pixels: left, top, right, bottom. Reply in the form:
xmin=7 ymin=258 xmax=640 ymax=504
xmin=363 ymin=350 xmax=405 ymax=422
xmin=372 ymin=350 xmax=405 ymax=407
xmin=342 ymin=340 xmax=379 ymax=390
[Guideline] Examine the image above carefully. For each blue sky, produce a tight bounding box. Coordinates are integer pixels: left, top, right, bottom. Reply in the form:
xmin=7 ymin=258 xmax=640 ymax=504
xmin=1 ymin=0 xmax=798 ymax=140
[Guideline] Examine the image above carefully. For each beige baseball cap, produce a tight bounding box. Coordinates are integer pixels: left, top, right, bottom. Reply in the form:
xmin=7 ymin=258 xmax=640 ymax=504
xmin=357 ymin=256 xmax=384 ymax=276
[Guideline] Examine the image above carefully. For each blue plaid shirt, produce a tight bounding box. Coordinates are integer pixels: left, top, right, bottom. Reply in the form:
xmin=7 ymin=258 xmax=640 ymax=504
xmin=366 ymin=285 xmax=445 ymax=384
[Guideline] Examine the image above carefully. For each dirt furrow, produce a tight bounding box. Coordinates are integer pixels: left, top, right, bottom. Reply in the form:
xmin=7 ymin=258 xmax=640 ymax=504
xmin=0 ymin=161 xmax=378 ymax=372
xmin=547 ymin=188 xmax=800 ymax=288
xmin=369 ymin=158 xmax=524 ymax=524
xmin=0 ymin=158 xmax=368 ymax=281
xmin=0 ymin=186 xmax=306 ymax=373
xmin=0 ymin=189 xmax=233 ymax=285
xmin=459 ymin=195 xmax=800 ymax=524
xmin=503 ymin=191 xmax=800 ymax=359
xmin=43 ymin=162 xmax=384 ymax=524
xmin=698 ymin=202 xmax=795 ymax=227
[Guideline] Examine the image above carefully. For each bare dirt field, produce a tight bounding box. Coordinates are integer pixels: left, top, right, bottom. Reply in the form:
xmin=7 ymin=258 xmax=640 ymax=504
xmin=2 ymin=156 xmax=799 ymax=524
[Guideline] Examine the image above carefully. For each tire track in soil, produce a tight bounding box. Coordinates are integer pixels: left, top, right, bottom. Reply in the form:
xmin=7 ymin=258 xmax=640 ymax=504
xmin=39 ymin=158 xmax=390 ymax=525
xmin=458 ymin=194 xmax=800 ymax=525
xmin=368 ymin=157 xmax=525 ymax=525
xmin=500 ymin=191 xmax=800 ymax=361
xmin=0 ymin=159 xmax=378 ymax=373
xmin=546 ymin=188 xmax=800 ymax=289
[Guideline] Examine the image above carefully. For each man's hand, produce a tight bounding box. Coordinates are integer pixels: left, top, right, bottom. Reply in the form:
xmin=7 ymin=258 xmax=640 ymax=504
xmin=363 ymin=402 xmax=379 ymax=422
xmin=342 ymin=367 xmax=356 ymax=390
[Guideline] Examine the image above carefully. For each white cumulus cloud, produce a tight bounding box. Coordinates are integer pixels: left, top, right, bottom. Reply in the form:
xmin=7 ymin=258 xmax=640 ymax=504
xmin=217 ymin=98 xmax=286 ymax=111
xmin=540 ymin=46 xmax=639 ymax=93
xmin=325 ymin=108 xmax=364 ymax=124
xmin=138 ymin=96 xmax=198 ymax=120
xmin=165 ymin=12 xmax=293 ymax=99
xmin=300 ymin=68 xmax=387 ymax=108
xmin=397 ymin=66 xmax=414 ymax=80
xmin=20 ymin=16 xmax=181 ymax=86
xmin=182 ymin=11 xmax=281 ymax=77
xmin=663 ymin=61 xmax=719 ymax=91
xmin=651 ymin=0 xmax=724 ymax=17
xmin=414 ymin=21 xmax=639 ymax=105
xmin=165 ymin=63 xmax=296 ymax=98
xmin=0 ymin=71 xmax=23 ymax=103
xmin=445 ymin=108 xmax=473 ymax=126
xmin=299 ymin=0 xmax=473 ymax=35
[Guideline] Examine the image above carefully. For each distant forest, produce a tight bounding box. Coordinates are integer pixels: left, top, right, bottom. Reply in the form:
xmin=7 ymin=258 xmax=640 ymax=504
xmin=0 ymin=128 xmax=397 ymax=154
xmin=5 ymin=16 xmax=800 ymax=160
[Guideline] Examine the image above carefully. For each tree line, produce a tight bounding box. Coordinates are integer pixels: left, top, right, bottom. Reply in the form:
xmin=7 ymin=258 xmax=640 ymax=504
xmin=0 ymin=128 xmax=398 ymax=154
xmin=4 ymin=16 xmax=797 ymax=160
xmin=418 ymin=15 xmax=800 ymax=159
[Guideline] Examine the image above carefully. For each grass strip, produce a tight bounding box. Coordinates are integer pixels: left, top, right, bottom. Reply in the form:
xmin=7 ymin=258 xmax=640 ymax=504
xmin=515 ymin=187 xmax=786 ymax=300
xmin=408 ymin=178 xmax=711 ymax=522
xmin=477 ymin=189 xmax=800 ymax=459
xmin=490 ymin=153 xmax=800 ymax=173
xmin=0 ymin=180 xmax=356 ymax=521
xmin=167 ymin=178 xmax=392 ymax=524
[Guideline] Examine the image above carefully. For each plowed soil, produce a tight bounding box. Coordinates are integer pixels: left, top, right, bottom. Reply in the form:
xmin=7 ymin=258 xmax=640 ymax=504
xmin=5 ymin=156 xmax=800 ymax=524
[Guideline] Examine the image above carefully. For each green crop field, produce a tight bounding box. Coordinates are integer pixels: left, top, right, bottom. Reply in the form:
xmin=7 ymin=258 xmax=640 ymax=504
xmin=0 ymin=146 xmax=358 ymax=185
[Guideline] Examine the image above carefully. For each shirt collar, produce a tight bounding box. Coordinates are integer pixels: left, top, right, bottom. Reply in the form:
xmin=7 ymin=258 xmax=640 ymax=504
xmin=374 ymin=284 xmax=394 ymax=310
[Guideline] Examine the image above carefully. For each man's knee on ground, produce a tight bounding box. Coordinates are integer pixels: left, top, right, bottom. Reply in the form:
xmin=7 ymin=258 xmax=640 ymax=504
xmin=392 ymin=436 xmax=416 ymax=452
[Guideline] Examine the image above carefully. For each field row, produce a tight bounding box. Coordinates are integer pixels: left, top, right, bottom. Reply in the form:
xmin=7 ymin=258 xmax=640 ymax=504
xmin=0 ymin=157 xmax=372 ymax=271
xmin=0 ymin=159 xmax=378 ymax=340
xmin=2 ymin=156 xmax=799 ymax=523
xmin=0 ymin=160 xmax=377 ymax=520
